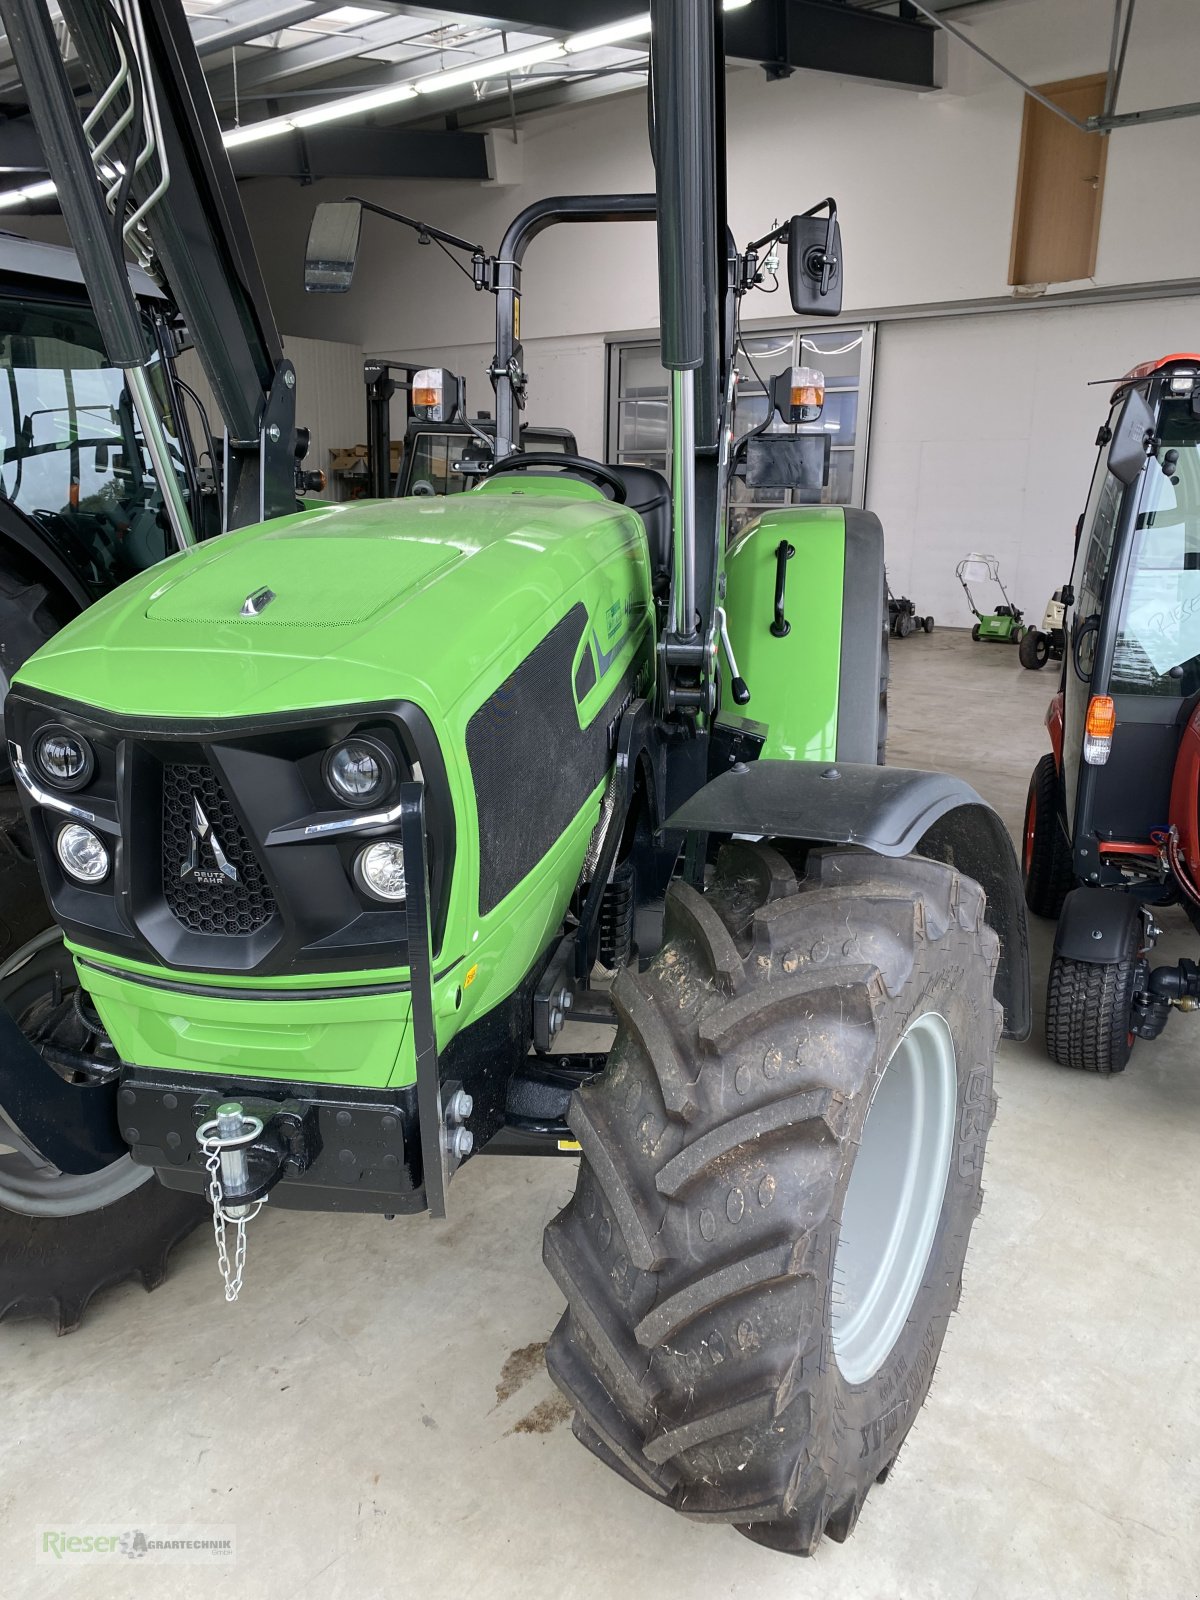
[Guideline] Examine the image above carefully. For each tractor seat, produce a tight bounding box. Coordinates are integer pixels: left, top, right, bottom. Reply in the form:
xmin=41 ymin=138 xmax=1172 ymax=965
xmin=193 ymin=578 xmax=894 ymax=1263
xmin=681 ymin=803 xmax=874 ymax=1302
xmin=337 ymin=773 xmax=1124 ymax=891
xmin=611 ymin=463 xmax=672 ymax=583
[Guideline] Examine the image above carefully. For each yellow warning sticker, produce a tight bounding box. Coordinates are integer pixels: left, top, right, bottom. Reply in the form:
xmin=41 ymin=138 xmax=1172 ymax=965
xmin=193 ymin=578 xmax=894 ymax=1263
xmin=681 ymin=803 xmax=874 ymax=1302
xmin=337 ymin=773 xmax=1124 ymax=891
xmin=557 ymin=1138 xmax=582 ymax=1153
xmin=464 ymin=963 xmax=479 ymax=988
xmin=513 ymin=296 xmax=521 ymax=341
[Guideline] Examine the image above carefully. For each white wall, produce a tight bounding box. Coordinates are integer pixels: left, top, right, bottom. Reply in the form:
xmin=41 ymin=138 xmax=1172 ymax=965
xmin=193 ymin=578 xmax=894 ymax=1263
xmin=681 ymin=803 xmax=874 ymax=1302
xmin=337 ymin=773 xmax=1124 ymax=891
xmin=176 ymin=331 xmax=364 ymax=479
xmin=870 ymin=294 xmax=1200 ymax=628
xmin=232 ymin=0 xmax=1200 ymax=615
xmin=249 ymin=0 xmax=1200 ymax=354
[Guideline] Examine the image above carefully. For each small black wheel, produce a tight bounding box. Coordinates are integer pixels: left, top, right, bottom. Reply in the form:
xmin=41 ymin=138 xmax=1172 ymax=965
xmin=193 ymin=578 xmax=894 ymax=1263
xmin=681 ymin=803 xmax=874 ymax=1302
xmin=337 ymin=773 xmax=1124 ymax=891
xmin=897 ymin=611 xmax=915 ymax=638
xmin=971 ymin=622 xmax=981 ymax=641
xmin=923 ymin=615 xmax=934 ymax=634
xmin=1021 ymin=754 xmax=1072 ymax=919
xmin=1012 ymin=624 xmax=1027 ymax=645
xmin=1045 ymin=906 xmax=1139 ymax=1073
xmin=1019 ymin=629 xmax=1050 ymax=670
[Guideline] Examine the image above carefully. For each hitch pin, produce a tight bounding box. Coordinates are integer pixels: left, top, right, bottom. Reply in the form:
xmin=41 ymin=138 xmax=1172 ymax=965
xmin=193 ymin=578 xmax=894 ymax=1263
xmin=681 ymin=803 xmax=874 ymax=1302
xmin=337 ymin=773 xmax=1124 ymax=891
xmin=196 ymin=1102 xmax=266 ymax=1302
xmin=715 ymin=605 xmax=751 ymax=706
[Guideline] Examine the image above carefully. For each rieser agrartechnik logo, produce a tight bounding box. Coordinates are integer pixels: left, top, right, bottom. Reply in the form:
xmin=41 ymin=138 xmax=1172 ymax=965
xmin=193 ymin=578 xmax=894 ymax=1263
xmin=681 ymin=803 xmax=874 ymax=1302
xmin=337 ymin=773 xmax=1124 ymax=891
xmin=37 ymin=1525 xmax=236 ymax=1564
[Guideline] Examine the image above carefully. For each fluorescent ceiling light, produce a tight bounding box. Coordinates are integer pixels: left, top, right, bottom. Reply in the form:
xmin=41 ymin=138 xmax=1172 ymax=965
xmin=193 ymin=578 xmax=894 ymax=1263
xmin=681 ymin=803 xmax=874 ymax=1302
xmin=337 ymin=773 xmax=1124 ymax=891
xmin=565 ymin=18 xmax=652 ymax=52
xmin=0 ymin=178 xmax=59 ymax=209
xmin=291 ymin=82 xmax=417 ymax=126
xmin=565 ymin=1 xmax=747 ymax=55
xmin=414 ymin=39 xmax=565 ymax=94
xmin=222 ymin=116 xmax=294 ymax=147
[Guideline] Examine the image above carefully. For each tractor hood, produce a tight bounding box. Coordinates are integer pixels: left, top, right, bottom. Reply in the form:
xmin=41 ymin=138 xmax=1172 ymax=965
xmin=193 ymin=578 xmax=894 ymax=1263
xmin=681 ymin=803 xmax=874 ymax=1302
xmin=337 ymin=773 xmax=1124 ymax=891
xmin=14 ymin=482 xmax=650 ymax=722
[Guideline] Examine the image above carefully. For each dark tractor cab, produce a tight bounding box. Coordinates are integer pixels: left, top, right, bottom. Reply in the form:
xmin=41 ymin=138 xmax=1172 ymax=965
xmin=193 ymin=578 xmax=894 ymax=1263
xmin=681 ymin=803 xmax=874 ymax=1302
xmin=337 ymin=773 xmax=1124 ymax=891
xmin=362 ymin=358 xmax=576 ymax=498
xmin=1023 ymin=353 xmax=1200 ymax=1070
xmin=400 ymin=417 xmax=577 ymax=498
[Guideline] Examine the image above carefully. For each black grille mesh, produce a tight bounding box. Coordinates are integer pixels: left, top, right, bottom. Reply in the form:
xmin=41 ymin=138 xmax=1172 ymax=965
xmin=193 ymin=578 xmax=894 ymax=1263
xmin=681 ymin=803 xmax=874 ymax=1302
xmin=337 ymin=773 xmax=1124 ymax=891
xmin=161 ymin=763 xmax=277 ymax=935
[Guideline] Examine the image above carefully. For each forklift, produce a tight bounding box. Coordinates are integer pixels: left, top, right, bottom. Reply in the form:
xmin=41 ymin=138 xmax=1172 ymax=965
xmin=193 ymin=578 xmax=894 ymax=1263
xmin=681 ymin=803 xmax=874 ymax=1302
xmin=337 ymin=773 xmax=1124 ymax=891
xmin=1 ymin=0 xmax=1029 ymax=1554
xmin=1023 ymin=353 xmax=1200 ymax=1072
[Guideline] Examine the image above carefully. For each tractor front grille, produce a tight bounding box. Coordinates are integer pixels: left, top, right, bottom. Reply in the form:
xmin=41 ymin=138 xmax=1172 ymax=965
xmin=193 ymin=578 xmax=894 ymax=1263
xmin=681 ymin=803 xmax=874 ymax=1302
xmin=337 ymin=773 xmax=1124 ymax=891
xmin=161 ymin=762 xmax=277 ymax=936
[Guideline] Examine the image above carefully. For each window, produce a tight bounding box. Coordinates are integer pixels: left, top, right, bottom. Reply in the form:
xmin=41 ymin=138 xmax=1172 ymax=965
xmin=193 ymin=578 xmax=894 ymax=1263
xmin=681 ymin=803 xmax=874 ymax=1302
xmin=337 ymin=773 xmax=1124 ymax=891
xmin=610 ymin=344 xmax=670 ymax=474
xmin=609 ymin=325 xmax=872 ymax=510
xmin=1112 ymin=403 xmax=1200 ymax=696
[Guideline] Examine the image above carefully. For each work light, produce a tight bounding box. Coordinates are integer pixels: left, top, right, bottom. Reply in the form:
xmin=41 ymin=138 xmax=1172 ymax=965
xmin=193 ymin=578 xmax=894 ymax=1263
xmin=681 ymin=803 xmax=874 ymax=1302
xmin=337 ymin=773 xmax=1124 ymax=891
xmin=354 ymin=840 xmax=406 ymax=902
xmin=56 ymin=822 xmax=109 ymax=883
xmin=34 ymin=725 xmax=95 ymax=790
xmin=323 ymin=738 xmax=395 ymax=807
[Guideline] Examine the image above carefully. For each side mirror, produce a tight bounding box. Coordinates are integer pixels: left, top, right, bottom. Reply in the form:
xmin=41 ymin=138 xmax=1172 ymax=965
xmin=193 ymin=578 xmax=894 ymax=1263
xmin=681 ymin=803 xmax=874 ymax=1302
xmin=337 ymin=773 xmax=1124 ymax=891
xmin=304 ymin=200 xmax=363 ymax=293
xmin=788 ymin=213 xmax=843 ymax=319
xmin=1107 ymin=386 xmax=1155 ymax=485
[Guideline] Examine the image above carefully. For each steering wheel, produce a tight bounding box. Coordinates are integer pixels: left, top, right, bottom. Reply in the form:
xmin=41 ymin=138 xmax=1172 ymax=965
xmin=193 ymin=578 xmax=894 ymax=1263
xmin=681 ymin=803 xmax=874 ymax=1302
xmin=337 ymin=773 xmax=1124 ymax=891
xmin=488 ymin=452 xmax=627 ymax=504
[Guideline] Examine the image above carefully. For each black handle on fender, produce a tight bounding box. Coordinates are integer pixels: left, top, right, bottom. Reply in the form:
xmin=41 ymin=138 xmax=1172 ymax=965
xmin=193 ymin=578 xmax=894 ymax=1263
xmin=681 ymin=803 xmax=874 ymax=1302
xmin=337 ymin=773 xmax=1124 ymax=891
xmin=771 ymin=541 xmax=795 ymax=637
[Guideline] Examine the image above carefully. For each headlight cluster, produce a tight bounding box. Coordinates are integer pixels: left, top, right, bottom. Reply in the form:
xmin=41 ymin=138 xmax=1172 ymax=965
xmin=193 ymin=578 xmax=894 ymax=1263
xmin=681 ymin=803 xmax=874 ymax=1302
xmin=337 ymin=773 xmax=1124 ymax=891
xmin=34 ymin=725 xmax=95 ymax=790
xmin=323 ymin=736 xmax=406 ymax=903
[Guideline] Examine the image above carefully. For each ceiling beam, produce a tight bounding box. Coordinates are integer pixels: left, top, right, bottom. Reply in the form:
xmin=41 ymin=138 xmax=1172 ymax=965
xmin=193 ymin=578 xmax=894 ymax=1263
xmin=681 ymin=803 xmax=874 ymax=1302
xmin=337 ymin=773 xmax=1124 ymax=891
xmin=212 ymin=12 xmax=446 ymax=95
xmin=190 ymin=0 xmax=335 ymax=58
xmin=228 ymin=121 xmax=490 ymax=179
xmin=725 ymin=0 xmax=936 ymax=88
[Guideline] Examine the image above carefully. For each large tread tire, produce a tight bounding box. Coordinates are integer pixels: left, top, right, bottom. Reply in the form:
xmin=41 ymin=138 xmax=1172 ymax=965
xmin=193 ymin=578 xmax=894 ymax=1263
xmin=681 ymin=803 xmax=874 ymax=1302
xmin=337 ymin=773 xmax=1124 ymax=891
xmin=544 ymin=842 xmax=1001 ymax=1554
xmin=0 ymin=1179 xmax=205 ymax=1334
xmin=1045 ymin=948 xmax=1137 ymax=1074
xmin=0 ymin=570 xmax=62 ymax=782
xmin=0 ymin=932 xmax=205 ymax=1333
xmin=1022 ymin=754 xmax=1073 ymax=920
xmin=971 ymin=622 xmax=981 ymax=641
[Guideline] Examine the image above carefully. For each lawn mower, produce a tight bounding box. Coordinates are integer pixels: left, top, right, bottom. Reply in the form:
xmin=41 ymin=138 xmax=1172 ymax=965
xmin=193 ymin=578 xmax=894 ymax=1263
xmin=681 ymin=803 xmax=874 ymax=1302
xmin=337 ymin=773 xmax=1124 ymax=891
xmin=887 ymin=581 xmax=934 ymax=638
xmin=1018 ymin=590 xmax=1067 ymax=671
xmin=1022 ymin=351 xmax=1200 ymax=1072
xmin=1 ymin=0 xmax=1029 ymax=1555
xmin=957 ymin=553 xmax=1026 ymax=642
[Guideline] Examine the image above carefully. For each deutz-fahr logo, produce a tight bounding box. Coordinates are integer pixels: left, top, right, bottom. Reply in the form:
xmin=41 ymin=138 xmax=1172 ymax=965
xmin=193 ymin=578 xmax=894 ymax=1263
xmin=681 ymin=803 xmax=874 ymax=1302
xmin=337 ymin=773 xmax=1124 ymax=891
xmin=181 ymin=795 xmax=239 ymax=888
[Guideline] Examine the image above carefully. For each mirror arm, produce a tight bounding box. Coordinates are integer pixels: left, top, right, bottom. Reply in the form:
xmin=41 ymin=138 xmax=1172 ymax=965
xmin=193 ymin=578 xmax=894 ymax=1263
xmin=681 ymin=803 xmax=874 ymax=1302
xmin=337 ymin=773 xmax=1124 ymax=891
xmin=345 ymin=195 xmax=487 ymax=259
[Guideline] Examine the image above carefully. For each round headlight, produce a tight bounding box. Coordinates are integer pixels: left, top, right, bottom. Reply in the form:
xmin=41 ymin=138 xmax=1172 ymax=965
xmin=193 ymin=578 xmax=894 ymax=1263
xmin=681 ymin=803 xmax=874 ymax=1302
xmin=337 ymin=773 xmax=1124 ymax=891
xmin=56 ymin=822 xmax=109 ymax=884
xmin=35 ymin=726 xmax=95 ymax=790
xmin=323 ymin=737 xmax=396 ymax=808
xmin=354 ymin=840 xmax=406 ymax=902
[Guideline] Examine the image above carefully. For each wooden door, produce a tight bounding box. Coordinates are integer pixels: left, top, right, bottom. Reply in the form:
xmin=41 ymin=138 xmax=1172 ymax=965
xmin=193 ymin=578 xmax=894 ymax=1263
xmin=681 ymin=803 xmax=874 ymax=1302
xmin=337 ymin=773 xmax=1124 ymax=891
xmin=1009 ymin=75 xmax=1109 ymax=287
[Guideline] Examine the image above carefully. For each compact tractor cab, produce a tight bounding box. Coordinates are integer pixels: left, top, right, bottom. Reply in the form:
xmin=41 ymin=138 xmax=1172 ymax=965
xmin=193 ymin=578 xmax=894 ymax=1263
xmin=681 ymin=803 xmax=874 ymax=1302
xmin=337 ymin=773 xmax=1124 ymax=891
xmin=1023 ymin=353 xmax=1200 ymax=1071
xmin=3 ymin=0 xmax=1030 ymax=1555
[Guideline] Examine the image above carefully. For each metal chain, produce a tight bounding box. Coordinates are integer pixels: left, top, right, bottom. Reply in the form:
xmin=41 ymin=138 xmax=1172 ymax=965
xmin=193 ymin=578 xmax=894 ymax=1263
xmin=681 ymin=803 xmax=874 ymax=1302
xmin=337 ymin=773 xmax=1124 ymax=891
xmin=202 ymin=1136 xmax=266 ymax=1303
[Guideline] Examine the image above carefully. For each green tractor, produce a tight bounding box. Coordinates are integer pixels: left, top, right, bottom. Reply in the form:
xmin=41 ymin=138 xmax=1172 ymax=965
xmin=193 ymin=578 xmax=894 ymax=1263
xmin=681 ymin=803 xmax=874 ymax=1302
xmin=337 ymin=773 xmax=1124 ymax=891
xmin=2 ymin=0 xmax=1029 ymax=1555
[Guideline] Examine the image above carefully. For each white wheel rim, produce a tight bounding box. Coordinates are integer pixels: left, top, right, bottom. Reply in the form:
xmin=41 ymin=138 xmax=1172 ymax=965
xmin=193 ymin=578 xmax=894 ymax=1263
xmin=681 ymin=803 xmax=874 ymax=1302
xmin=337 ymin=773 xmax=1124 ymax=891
xmin=831 ymin=1011 xmax=957 ymax=1386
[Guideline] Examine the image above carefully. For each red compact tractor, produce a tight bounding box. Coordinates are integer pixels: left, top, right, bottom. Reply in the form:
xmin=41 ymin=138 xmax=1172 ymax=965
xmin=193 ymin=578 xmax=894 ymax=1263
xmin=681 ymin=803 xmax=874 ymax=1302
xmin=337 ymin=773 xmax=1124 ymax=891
xmin=1023 ymin=353 xmax=1200 ymax=1071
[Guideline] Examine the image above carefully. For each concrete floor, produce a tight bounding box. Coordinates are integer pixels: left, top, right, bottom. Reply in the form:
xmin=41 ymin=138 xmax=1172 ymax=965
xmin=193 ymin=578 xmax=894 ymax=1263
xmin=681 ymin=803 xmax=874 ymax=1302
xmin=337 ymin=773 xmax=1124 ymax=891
xmin=4 ymin=630 xmax=1200 ymax=1599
